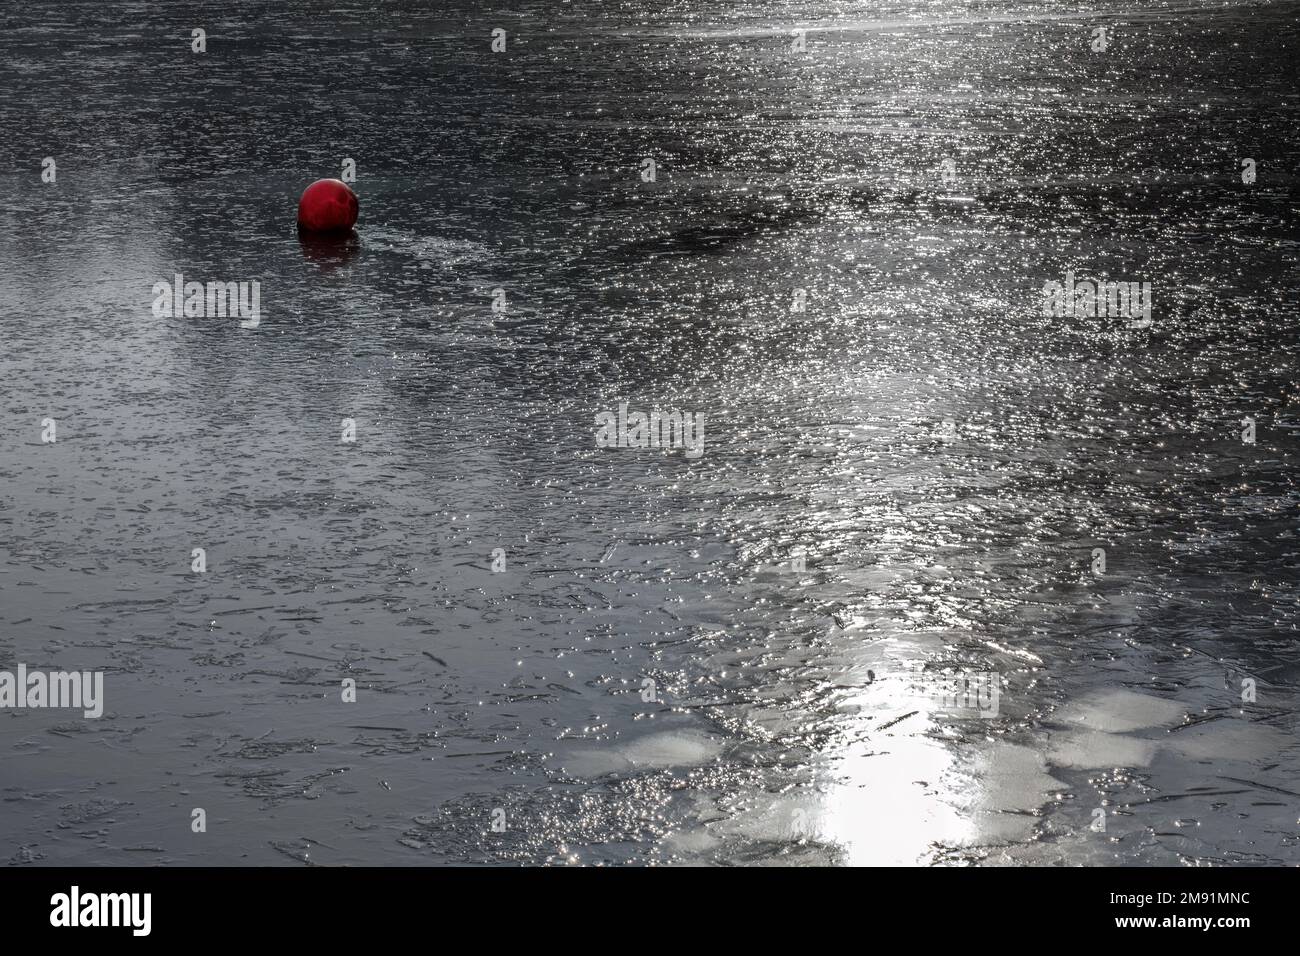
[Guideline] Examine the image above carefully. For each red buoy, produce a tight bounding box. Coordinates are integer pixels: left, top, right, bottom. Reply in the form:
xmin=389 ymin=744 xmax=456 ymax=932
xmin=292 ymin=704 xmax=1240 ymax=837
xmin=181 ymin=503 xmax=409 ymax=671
xmin=297 ymin=179 xmax=358 ymax=233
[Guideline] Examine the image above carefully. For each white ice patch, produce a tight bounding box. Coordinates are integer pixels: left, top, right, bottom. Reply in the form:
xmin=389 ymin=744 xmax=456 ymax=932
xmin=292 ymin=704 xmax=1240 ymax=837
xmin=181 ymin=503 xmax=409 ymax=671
xmin=1054 ymin=689 xmax=1186 ymax=733
xmin=953 ymin=741 xmax=1067 ymax=842
xmin=563 ymin=730 xmax=722 ymax=778
xmin=1045 ymin=689 xmax=1288 ymax=771
xmin=1048 ymin=730 xmax=1159 ymax=769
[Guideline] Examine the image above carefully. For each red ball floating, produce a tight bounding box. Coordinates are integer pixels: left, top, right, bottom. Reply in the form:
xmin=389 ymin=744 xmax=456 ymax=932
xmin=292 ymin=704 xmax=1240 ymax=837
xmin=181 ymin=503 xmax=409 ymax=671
xmin=297 ymin=178 xmax=358 ymax=233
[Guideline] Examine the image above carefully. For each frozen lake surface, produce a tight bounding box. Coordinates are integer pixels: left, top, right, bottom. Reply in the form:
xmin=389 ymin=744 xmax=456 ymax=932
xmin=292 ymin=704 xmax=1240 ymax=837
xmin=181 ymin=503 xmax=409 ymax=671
xmin=0 ymin=0 xmax=1297 ymax=865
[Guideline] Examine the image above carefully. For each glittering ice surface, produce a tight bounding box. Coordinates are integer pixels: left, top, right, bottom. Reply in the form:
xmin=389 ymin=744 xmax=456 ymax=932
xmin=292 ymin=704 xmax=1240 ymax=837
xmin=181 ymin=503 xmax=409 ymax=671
xmin=0 ymin=0 xmax=1296 ymax=866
